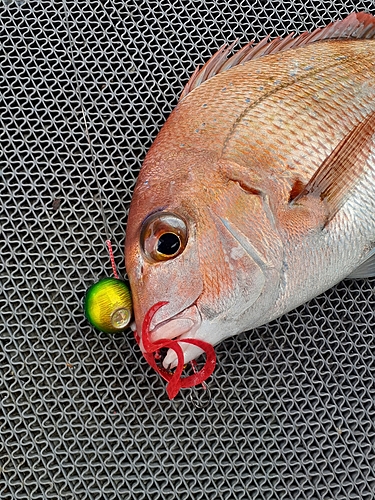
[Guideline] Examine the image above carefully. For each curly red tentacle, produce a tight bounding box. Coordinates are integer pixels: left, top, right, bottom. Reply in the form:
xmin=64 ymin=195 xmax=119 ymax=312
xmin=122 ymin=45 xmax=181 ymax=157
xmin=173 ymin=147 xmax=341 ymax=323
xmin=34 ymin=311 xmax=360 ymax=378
xmin=134 ymin=302 xmax=216 ymax=399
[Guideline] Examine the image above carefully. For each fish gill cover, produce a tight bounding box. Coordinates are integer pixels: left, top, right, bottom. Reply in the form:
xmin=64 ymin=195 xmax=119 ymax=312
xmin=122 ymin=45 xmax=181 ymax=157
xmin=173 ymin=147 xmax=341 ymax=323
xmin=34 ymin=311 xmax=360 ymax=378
xmin=1 ymin=1 xmax=375 ymax=499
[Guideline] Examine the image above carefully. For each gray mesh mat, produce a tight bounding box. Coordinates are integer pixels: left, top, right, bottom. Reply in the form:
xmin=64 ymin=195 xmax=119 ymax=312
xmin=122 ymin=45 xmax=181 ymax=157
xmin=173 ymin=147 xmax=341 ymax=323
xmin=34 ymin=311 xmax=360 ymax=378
xmin=1 ymin=1 xmax=375 ymax=499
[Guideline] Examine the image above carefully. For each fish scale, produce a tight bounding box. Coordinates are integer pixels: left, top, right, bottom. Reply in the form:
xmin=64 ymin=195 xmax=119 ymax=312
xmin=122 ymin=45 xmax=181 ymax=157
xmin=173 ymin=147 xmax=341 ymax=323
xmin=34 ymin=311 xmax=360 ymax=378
xmin=224 ymin=64 xmax=375 ymax=169
xmin=125 ymin=12 xmax=375 ymax=394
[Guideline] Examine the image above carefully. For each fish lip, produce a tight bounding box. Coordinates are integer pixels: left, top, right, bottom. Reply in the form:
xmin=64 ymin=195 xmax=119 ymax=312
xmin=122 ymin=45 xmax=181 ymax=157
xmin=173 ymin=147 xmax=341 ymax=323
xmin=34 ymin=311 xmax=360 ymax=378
xmin=139 ymin=303 xmax=202 ymax=352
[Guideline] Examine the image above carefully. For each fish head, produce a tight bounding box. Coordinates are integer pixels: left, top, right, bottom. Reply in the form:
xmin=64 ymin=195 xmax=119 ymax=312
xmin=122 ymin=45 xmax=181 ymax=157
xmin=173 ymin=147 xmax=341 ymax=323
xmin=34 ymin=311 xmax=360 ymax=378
xmin=125 ymin=146 xmax=283 ymax=366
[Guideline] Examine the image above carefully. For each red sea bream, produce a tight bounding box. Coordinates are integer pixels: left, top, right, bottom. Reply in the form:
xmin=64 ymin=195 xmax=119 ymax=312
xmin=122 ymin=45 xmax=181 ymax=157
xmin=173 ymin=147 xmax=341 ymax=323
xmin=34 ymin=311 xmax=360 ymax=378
xmin=125 ymin=12 xmax=375 ymax=394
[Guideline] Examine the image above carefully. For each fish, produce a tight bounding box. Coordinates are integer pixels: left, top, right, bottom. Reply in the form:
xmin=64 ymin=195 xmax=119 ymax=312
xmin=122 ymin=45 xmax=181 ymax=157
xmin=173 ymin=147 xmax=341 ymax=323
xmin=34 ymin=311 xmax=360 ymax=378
xmin=125 ymin=12 xmax=375 ymax=394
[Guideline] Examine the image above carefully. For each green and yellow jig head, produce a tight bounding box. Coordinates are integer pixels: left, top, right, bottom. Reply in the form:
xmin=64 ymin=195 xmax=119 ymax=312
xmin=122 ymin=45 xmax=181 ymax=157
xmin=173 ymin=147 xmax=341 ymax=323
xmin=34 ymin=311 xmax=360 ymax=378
xmin=84 ymin=277 xmax=132 ymax=334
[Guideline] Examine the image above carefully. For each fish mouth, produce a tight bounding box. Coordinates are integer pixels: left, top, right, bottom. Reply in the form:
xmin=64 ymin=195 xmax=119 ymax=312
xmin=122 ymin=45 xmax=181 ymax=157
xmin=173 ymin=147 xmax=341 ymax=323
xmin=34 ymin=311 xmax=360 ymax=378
xmin=138 ymin=303 xmax=203 ymax=366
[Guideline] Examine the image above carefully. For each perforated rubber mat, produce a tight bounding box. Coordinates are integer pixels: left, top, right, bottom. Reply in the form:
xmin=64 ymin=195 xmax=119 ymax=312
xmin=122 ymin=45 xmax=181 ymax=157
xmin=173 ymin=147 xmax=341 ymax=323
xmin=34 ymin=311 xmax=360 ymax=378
xmin=2 ymin=1 xmax=375 ymax=499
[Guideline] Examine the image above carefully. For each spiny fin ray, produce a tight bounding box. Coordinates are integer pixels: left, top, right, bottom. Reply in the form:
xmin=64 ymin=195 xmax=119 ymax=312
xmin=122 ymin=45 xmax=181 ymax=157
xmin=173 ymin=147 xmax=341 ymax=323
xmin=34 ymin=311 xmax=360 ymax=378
xmin=180 ymin=12 xmax=375 ymax=100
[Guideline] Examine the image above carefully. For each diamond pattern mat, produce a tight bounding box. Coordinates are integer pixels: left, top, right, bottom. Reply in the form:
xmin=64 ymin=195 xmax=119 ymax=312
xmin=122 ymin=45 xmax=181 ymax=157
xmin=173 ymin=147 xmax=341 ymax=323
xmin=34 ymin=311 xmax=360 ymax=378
xmin=1 ymin=1 xmax=375 ymax=499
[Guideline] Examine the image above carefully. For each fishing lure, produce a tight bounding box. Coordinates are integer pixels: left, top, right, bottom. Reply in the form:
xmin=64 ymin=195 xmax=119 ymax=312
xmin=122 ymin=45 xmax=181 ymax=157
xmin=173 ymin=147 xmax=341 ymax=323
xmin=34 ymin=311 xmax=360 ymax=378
xmin=63 ymin=2 xmax=214 ymax=399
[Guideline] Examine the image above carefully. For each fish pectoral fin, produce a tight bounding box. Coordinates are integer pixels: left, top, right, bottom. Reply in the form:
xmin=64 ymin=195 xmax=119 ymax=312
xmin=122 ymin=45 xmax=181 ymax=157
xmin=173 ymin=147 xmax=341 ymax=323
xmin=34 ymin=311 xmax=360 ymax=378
xmin=346 ymin=248 xmax=375 ymax=279
xmin=291 ymin=111 xmax=375 ymax=223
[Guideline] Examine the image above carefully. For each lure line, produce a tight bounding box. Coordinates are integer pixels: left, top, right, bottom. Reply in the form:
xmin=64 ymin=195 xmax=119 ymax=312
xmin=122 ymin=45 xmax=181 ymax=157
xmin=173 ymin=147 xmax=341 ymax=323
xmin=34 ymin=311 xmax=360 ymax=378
xmin=62 ymin=0 xmax=118 ymax=279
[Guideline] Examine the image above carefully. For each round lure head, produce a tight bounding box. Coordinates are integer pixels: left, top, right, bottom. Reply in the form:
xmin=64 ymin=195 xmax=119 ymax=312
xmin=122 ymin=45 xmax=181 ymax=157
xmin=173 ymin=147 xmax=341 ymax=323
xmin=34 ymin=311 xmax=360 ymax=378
xmin=84 ymin=278 xmax=132 ymax=334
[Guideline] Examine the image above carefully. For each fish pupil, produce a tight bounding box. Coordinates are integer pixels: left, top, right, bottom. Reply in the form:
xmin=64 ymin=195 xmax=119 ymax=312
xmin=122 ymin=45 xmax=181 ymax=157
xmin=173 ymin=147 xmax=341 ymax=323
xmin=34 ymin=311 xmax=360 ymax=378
xmin=157 ymin=232 xmax=180 ymax=256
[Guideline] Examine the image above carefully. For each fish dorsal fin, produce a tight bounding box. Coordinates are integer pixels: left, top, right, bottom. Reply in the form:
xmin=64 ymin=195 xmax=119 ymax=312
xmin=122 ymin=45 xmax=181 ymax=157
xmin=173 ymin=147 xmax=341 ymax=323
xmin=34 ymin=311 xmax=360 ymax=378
xmin=180 ymin=12 xmax=375 ymax=100
xmin=291 ymin=111 xmax=375 ymax=222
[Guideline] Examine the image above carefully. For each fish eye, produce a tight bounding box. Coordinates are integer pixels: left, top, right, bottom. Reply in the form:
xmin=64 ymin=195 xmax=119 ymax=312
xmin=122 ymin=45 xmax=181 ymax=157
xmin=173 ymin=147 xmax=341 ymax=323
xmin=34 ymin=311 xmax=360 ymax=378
xmin=141 ymin=212 xmax=188 ymax=262
xmin=157 ymin=232 xmax=181 ymax=255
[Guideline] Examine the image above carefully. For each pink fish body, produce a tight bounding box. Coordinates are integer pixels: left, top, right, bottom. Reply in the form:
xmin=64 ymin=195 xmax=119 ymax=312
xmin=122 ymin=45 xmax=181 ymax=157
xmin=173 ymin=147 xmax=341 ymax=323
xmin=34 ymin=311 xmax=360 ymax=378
xmin=125 ymin=12 xmax=375 ymax=378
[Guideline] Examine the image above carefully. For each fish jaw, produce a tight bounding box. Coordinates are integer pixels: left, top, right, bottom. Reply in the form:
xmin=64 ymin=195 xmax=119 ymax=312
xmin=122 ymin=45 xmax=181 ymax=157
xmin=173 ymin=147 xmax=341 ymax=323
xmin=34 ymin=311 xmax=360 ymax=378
xmin=163 ymin=344 xmax=205 ymax=369
xmin=137 ymin=303 xmax=202 ymax=353
xmin=161 ymin=315 xmax=244 ymax=369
